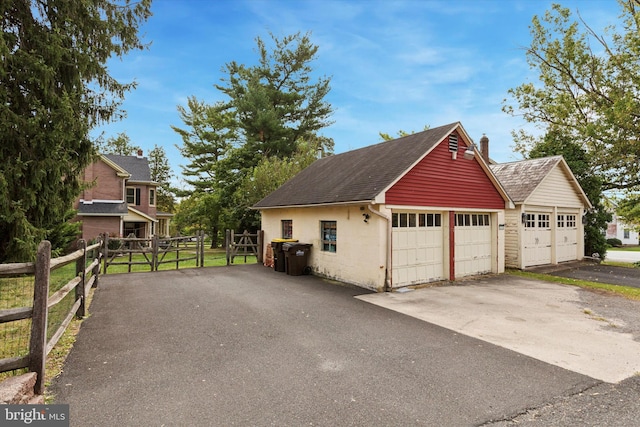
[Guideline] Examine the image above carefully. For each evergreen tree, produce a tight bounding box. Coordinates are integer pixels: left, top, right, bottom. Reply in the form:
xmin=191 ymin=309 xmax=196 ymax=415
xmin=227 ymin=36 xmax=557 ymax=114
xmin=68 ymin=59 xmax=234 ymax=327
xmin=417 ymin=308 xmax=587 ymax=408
xmin=0 ymin=0 xmax=151 ymax=261
xmin=148 ymin=144 xmax=176 ymax=213
xmin=174 ymin=32 xmax=334 ymax=233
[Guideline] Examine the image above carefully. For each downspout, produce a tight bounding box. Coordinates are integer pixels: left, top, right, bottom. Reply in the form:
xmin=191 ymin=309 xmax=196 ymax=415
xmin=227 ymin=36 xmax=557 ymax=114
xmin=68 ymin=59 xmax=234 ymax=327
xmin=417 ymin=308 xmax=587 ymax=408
xmin=367 ymin=204 xmax=392 ymax=292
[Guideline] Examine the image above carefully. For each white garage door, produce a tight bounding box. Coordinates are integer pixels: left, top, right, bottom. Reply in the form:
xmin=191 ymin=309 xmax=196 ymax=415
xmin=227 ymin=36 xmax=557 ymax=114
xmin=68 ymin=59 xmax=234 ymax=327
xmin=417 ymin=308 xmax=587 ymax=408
xmin=392 ymin=212 xmax=444 ymax=287
xmin=556 ymin=213 xmax=578 ymax=262
xmin=454 ymin=213 xmax=492 ymax=277
xmin=523 ymin=213 xmax=552 ymax=267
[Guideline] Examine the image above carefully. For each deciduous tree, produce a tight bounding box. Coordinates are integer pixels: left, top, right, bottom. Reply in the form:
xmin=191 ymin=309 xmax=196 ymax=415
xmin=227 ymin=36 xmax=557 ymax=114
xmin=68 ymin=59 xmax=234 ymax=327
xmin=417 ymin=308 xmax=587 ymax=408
xmin=503 ymin=1 xmax=640 ymax=192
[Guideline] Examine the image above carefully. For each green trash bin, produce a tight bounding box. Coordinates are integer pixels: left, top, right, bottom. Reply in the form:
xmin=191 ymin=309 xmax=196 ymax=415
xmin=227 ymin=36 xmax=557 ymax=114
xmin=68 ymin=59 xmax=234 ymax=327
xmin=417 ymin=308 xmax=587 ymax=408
xmin=283 ymin=243 xmax=312 ymax=276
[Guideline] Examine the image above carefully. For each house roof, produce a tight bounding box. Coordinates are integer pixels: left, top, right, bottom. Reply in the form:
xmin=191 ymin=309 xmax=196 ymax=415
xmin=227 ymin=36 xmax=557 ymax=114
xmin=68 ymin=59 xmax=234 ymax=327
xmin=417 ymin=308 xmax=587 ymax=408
xmin=254 ymin=122 xmax=469 ymax=208
xmin=489 ymin=155 xmax=592 ymax=208
xmin=77 ymin=201 xmax=128 ymax=216
xmin=103 ymin=154 xmax=154 ymax=183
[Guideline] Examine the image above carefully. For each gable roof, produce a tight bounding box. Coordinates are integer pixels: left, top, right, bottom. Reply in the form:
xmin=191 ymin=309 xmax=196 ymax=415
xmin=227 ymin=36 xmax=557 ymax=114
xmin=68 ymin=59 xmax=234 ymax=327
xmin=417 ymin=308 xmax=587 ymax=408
xmin=489 ymin=155 xmax=592 ymax=208
xmin=103 ymin=154 xmax=154 ymax=183
xmin=254 ymin=122 xmax=512 ymax=209
xmin=254 ymin=123 xmax=458 ymax=208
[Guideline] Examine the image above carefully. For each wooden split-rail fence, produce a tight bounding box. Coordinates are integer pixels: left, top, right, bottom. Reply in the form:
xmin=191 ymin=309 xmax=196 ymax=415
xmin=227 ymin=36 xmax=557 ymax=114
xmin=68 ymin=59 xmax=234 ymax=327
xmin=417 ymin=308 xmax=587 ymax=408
xmin=0 ymin=239 xmax=102 ymax=394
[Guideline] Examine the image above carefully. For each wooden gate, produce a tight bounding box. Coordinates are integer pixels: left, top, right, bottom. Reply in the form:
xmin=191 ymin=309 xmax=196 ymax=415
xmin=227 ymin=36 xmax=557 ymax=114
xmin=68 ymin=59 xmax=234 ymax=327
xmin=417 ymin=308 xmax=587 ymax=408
xmin=226 ymin=230 xmax=264 ymax=265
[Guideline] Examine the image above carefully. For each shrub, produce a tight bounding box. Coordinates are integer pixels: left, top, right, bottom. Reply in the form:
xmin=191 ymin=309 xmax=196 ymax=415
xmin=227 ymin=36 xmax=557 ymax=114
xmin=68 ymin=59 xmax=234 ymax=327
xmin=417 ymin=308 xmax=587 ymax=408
xmin=606 ymin=238 xmax=622 ymax=247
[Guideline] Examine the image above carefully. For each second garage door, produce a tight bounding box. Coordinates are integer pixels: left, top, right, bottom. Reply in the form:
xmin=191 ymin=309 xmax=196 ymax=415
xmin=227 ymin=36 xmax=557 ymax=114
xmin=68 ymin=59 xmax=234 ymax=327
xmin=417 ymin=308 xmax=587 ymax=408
xmin=454 ymin=213 xmax=492 ymax=278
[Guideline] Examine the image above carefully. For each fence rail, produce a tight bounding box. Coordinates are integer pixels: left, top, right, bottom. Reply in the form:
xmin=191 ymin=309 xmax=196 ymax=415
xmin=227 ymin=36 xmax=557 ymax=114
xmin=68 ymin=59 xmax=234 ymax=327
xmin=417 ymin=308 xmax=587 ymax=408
xmin=102 ymin=232 xmax=205 ymax=273
xmin=0 ymin=239 xmax=102 ymax=394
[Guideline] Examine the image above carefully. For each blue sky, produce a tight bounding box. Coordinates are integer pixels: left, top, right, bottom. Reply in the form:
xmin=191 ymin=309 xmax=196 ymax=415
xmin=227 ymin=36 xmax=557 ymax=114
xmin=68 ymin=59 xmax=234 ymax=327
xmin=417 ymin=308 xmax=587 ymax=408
xmin=96 ymin=0 xmax=621 ymax=188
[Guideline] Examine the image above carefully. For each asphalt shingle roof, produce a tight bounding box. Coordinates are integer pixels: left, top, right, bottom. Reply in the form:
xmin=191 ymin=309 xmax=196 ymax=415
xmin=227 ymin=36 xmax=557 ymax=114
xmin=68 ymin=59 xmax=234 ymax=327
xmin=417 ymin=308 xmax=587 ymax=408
xmin=253 ymin=122 xmax=460 ymax=208
xmin=104 ymin=154 xmax=153 ymax=182
xmin=489 ymin=156 xmax=562 ymax=203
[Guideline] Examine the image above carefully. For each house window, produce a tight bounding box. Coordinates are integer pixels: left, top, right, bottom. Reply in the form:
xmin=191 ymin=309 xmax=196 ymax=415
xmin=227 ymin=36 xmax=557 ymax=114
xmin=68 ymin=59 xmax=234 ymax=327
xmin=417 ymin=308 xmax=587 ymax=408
xmin=149 ymin=189 xmax=156 ymax=206
xmin=126 ymin=187 xmax=135 ymax=204
xmin=281 ymin=220 xmax=293 ymax=239
xmin=321 ymin=221 xmax=337 ymax=252
xmin=566 ymin=215 xmax=576 ymax=228
xmin=126 ymin=187 xmax=141 ymax=205
xmin=557 ymin=215 xmax=565 ymax=228
xmin=624 ymin=229 xmax=630 ymax=239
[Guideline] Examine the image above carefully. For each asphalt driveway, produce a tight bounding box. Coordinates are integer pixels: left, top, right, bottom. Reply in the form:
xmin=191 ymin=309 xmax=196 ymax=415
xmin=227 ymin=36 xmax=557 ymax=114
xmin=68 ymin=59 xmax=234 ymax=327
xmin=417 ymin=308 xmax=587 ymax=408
xmin=51 ymin=264 xmax=600 ymax=426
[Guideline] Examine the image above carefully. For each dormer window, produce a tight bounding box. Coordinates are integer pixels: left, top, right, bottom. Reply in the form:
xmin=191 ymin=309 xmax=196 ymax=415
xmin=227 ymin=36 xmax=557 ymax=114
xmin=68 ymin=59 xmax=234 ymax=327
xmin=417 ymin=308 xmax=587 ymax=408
xmin=448 ymin=134 xmax=458 ymax=152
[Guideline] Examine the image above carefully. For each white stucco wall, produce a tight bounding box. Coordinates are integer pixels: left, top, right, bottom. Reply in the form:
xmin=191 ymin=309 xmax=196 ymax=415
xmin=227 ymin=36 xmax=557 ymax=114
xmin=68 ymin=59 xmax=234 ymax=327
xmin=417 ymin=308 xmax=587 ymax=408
xmin=260 ymin=205 xmax=388 ymax=291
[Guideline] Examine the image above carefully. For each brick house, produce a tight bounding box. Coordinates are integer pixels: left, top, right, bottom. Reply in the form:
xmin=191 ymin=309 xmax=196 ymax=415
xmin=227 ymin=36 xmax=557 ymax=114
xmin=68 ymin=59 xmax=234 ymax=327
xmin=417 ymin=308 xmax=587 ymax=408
xmin=74 ymin=150 xmax=172 ymax=241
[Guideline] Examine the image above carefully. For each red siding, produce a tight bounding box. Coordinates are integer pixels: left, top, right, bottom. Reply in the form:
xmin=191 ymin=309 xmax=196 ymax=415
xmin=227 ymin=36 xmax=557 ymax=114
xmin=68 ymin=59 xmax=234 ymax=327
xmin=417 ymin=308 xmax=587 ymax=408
xmin=385 ymin=131 xmax=505 ymax=209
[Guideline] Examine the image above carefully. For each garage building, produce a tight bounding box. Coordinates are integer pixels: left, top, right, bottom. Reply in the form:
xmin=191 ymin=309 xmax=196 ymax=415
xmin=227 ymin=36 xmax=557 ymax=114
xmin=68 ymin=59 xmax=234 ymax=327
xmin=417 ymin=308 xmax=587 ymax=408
xmin=254 ymin=122 xmax=513 ymax=292
xmin=490 ymin=156 xmax=592 ymax=269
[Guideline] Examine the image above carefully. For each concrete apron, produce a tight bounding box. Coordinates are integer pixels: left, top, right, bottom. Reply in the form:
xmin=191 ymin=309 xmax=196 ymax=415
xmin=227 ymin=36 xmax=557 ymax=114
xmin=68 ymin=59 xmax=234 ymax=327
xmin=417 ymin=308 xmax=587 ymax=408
xmin=356 ymin=276 xmax=640 ymax=383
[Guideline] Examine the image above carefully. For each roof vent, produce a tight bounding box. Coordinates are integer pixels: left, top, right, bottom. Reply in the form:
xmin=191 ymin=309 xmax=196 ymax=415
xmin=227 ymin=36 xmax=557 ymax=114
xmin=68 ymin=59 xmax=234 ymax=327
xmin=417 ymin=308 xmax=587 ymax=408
xmin=448 ymin=134 xmax=458 ymax=152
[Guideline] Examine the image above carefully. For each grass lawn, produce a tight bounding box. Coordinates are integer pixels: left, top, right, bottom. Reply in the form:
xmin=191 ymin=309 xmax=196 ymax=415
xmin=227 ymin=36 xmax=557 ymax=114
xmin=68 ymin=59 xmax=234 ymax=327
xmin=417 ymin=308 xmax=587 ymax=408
xmin=103 ymin=247 xmax=257 ymax=274
xmin=508 ymin=268 xmax=640 ymax=301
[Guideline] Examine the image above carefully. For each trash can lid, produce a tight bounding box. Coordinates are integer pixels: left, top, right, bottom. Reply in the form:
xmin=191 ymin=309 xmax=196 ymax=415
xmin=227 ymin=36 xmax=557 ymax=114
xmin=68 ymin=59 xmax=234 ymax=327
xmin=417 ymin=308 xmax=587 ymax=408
xmin=272 ymin=238 xmax=298 ymax=243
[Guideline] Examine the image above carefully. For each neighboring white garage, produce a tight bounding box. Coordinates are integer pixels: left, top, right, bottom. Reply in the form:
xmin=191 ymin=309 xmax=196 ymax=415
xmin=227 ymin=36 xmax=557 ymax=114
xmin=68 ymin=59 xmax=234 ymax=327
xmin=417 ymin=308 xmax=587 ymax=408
xmin=490 ymin=156 xmax=592 ymax=269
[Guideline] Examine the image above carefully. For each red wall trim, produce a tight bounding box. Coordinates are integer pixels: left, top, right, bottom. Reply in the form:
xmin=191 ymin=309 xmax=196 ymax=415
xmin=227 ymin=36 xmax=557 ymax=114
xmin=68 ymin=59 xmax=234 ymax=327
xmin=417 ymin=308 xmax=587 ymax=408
xmin=449 ymin=211 xmax=455 ymax=280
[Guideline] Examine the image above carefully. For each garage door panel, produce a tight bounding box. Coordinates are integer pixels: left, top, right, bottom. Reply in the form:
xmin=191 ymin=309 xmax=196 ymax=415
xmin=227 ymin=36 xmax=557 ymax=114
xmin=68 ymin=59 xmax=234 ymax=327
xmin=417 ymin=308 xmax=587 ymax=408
xmin=523 ymin=213 xmax=552 ymax=267
xmin=392 ymin=212 xmax=444 ymax=287
xmin=454 ymin=213 xmax=492 ymax=278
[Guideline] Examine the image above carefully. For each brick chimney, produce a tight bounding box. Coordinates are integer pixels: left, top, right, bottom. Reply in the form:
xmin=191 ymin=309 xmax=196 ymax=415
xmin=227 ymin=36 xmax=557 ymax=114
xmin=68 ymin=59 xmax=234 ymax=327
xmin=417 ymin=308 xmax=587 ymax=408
xmin=136 ymin=149 xmax=143 ymax=159
xmin=479 ymin=134 xmax=489 ymax=162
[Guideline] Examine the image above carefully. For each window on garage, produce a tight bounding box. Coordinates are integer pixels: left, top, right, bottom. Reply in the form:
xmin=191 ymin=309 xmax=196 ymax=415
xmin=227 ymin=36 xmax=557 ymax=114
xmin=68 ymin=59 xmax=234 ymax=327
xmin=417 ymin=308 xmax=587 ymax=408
xmin=321 ymin=221 xmax=337 ymax=252
xmin=566 ymin=215 xmax=576 ymax=228
xmin=538 ymin=214 xmax=550 ymax=229
xmin=392 ymin=213 xmax=441 ymax=228
xmin=455 ymin=214 xmax=489 ymax=227
xmin=524 ymin=213 xmax=536 ymax=228
xmin=281 ymin=220 xmax=292 ymax=239
xmin=557 ymin=214 xmax=565 ymax=228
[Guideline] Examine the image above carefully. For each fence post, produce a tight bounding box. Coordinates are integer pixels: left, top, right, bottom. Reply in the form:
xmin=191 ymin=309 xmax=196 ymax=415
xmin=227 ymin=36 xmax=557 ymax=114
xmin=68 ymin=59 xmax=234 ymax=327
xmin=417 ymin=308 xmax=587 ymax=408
xmin=93 ymin=236 xmax=101 ymax=288
xmin=257 ymin=230 xmax=264 ymax=264
xmin=225 ymin=229 xmax=231 ymax=265
xmin=103 ymin=233 xmax=109 ymax=274
xmin=76 ymin=239 xmax=87 ymax=318
xmin=199 ymin=230 xmax=205 ymax=267
xmin=29 ymin=240 xmax=51 ymax=395
xmin=152 ymin=235 xmax=159 ymax=271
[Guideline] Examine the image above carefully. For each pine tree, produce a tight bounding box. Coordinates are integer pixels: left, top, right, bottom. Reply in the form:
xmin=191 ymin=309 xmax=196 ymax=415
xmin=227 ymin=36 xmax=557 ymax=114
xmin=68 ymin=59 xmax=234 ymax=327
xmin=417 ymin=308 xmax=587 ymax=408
xmin=0 ymin=0 xmax=151 ymax=261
